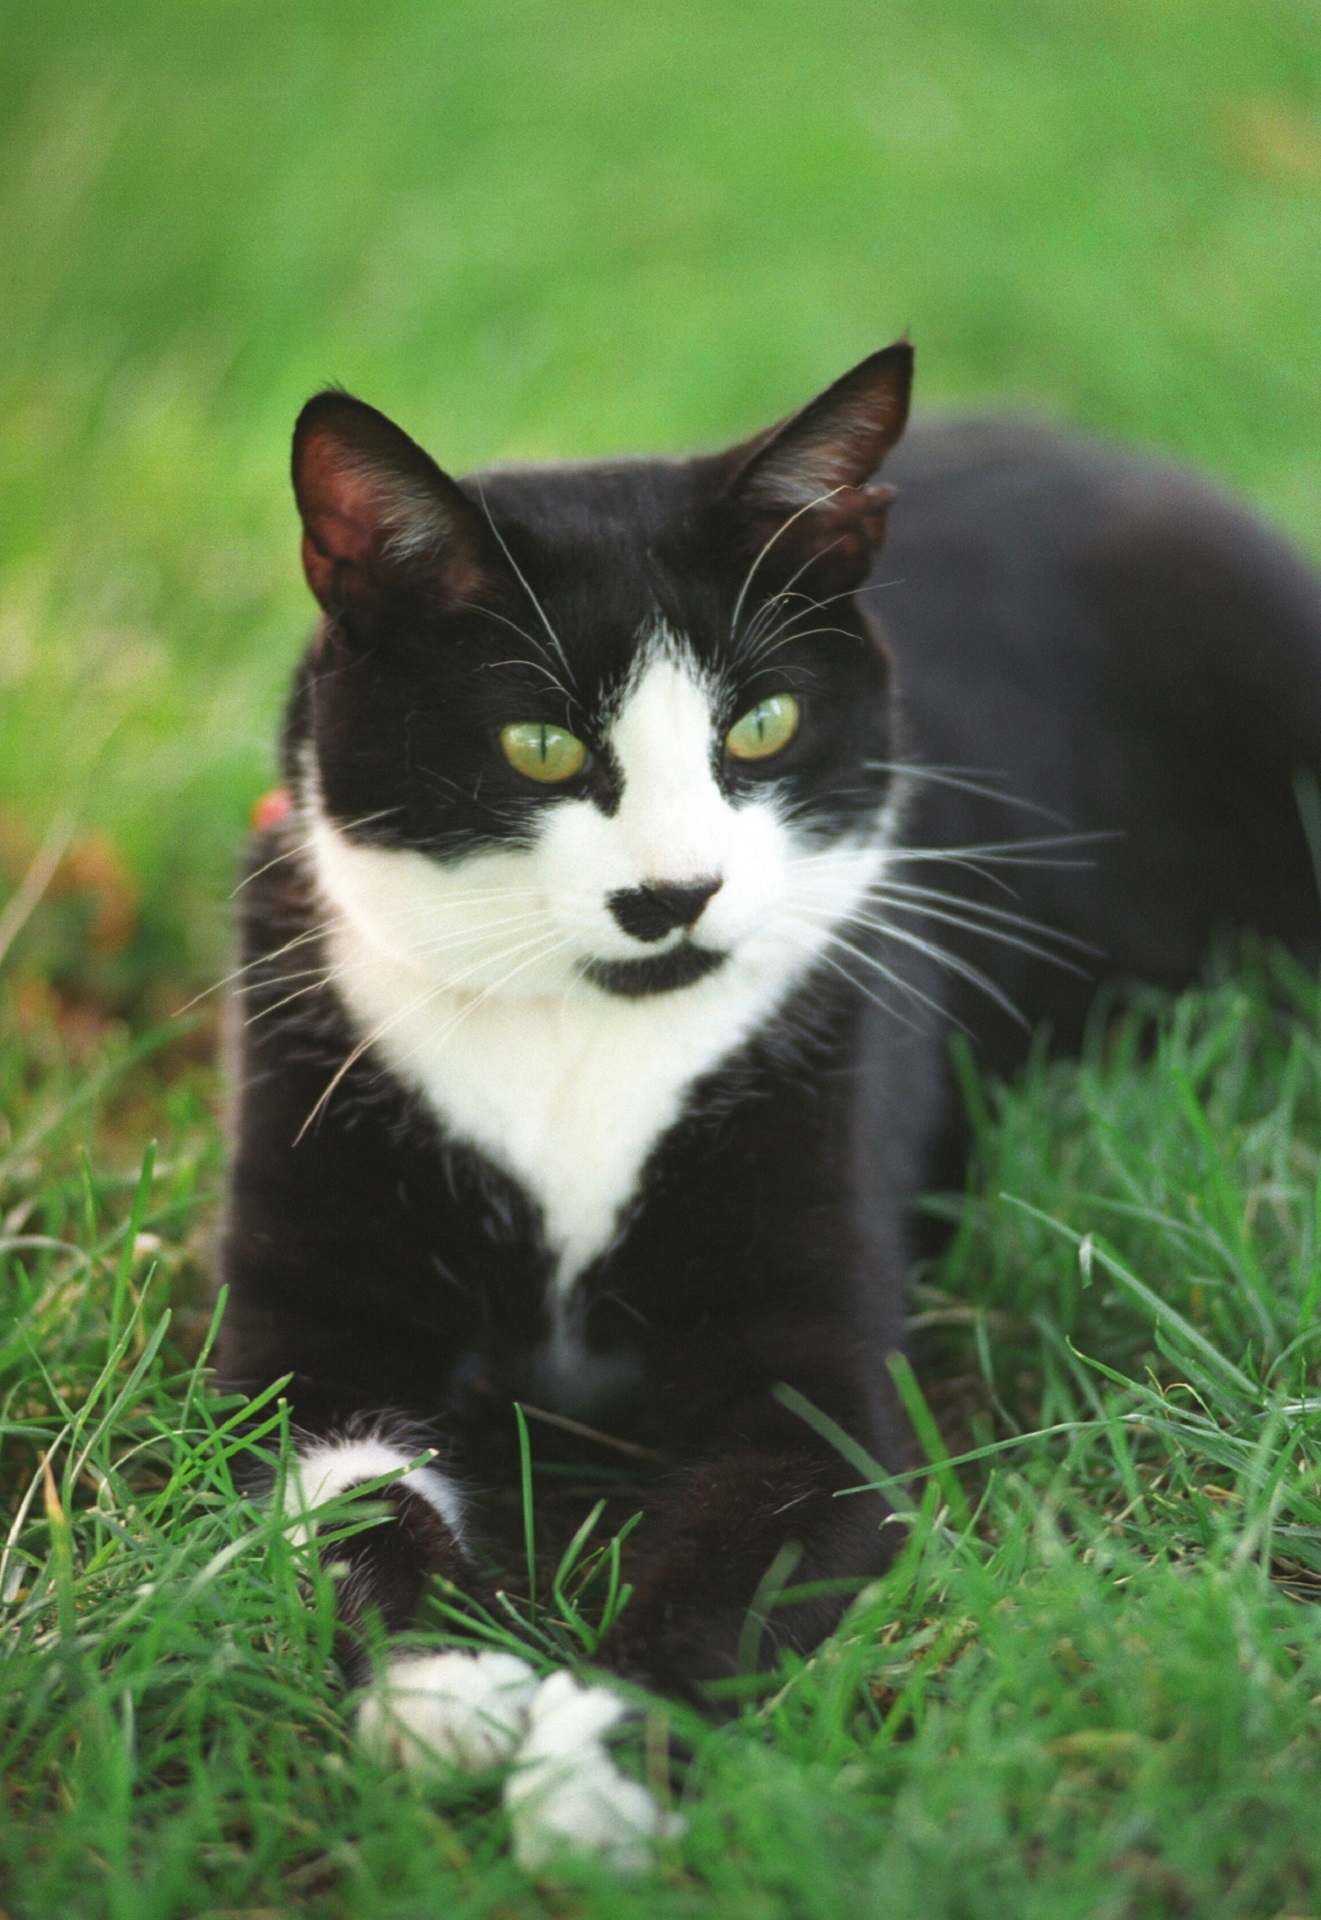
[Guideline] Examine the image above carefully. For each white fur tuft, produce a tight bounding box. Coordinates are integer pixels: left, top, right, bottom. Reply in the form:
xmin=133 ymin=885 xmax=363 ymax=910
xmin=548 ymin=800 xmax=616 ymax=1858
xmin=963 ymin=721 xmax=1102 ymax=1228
xmin=357 ymin=1658 xmax=682 ymax=1874
xmin=357 ymin=1649 xmax=539 ymax=1771
xmin=504 ymin=1671 xmax=684 ymax=1875
xmin=287 ymin=1437 xmax=464 ymax=1546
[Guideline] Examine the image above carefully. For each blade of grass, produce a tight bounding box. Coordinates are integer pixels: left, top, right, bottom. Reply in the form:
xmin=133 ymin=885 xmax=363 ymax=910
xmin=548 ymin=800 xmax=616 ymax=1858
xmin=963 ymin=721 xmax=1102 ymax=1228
xmin=1004 ymin=1198 xmax=1261 ymax=1402
xmin=513 ymin=1401 xmax=535 ymax=1619
xmin=886 ymin=1351 xmax=973 ymax=1533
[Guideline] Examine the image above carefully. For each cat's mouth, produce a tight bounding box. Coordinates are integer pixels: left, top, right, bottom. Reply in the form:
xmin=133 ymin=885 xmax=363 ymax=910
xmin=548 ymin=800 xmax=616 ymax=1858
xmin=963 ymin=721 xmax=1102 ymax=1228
xmin=580 ymin=942 xmax=727 ymax=998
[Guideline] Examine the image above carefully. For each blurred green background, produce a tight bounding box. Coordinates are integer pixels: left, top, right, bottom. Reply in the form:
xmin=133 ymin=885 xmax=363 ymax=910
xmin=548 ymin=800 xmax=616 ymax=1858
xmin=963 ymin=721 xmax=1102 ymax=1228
xmin=2 ymin=0 xmax=1319 ymax=1000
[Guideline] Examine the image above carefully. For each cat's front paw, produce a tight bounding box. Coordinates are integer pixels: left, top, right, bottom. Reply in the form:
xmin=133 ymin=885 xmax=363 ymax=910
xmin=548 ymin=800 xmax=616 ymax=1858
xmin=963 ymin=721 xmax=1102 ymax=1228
xmin=358 ymin=1655 xmax=682 ymax=1875
xmin=503 ymin=1671 xmax=683 ymax=1876
xmin=357 ymin=1648 xmax=539 ymax=1771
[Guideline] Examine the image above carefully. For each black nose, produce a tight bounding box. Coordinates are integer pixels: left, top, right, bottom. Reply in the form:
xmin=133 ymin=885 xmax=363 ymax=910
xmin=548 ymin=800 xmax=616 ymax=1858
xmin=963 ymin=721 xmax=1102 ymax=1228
xmin=607 ymin=878 xmax=723 ymax=943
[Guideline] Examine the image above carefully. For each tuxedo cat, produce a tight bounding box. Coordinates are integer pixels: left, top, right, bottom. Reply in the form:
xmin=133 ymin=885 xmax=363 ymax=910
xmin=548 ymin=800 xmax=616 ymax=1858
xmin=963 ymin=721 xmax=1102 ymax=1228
xmin=216 ymin=343 xmax=1321 ymax=1863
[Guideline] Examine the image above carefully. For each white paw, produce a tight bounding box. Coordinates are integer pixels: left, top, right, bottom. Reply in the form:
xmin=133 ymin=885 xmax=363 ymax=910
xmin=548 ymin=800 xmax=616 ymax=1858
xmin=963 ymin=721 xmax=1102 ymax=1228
xmin=357 ymin=1649 xmax=539 ymax=1772
xmin=503 ymin=1671 xmax=684 ymax=1876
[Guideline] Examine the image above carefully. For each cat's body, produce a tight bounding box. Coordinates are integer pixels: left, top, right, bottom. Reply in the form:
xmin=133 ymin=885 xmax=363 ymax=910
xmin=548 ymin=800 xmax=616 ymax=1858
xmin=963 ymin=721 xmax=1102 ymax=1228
xmin=216 ymin=352 xmax=1321 ymax=1849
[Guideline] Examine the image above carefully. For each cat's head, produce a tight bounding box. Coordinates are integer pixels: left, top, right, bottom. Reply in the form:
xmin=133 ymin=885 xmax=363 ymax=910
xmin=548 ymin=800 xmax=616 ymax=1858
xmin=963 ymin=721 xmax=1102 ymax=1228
xmin=288 ymin=346 xmax=912 ymax=1003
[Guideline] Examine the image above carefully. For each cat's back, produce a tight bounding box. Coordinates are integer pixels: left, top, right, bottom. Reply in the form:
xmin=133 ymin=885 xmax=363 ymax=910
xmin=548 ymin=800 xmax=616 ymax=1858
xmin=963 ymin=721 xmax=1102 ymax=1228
xmin=871 ymin=413 xmax=1321 ymax=1058
xmin=881 ymin=410 xmax=1321 ymax=826
xmin=883 ymin=412 xmax=1321 ymax=699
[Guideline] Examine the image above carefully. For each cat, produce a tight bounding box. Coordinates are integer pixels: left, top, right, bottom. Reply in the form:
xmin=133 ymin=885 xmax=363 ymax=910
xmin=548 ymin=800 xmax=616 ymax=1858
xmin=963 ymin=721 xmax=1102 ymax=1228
xmin=215 ymin=342 xmax=1321 ymax=1866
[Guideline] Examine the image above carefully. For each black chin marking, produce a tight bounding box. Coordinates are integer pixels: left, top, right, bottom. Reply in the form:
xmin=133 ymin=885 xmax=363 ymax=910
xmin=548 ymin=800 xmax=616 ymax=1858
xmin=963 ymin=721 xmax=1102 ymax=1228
xmin=582 ymin=943 xmax=727 ymax=998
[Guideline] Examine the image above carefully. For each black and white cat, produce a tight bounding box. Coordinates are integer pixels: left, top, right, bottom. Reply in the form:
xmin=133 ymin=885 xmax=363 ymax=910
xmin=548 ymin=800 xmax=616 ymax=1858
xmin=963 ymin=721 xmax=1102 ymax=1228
xmin=216 ymin=343 xmax=1321 ymax=1867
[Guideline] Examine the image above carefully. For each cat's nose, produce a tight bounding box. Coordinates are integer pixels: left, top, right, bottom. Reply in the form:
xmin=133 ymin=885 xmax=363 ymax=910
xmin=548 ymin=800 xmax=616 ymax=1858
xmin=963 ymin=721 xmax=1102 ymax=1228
xmin=607 ymin=877 xmax=723 ymax=943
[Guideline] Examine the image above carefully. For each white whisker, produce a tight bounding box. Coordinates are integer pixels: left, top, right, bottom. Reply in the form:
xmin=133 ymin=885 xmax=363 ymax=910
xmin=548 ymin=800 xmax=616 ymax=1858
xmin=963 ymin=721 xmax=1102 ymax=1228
xmin=179 ymin=922 xmax=338 ymax=1013
xmin=860 ymin=886 xmax=1097 ymax=965
xmin=244 ymin=908 xmax=559 ymax=1027
xmin=230 ymin=806 xmax=404 ymax=898
xmin=890 ymin=831 xmax=1112 ymax=868
xmin=382 ymin=930 xmax=583 ymax=1085
xmin=862 ymin=760 xmax=1080 ymax=828
xmin=778 ymin=916 xmax=942 ymax=1034
xmin=453 ymin=592 xmax=572 ymax=700
xmin=472 ymin=488 xmax=577 ymax=693
xmin=294 ymin=919 xmax=576 ymax=1144
xmin=729 ymin=487 xmax=850 ymax=645
xmin=791 ymin=901 xmax=1027 ymax=1029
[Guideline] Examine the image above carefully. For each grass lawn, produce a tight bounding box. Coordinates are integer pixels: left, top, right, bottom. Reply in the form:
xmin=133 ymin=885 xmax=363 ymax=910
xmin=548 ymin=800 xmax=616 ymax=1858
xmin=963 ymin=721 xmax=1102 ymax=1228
xmin=4 ymin=2 xmax=1321 ymax=1914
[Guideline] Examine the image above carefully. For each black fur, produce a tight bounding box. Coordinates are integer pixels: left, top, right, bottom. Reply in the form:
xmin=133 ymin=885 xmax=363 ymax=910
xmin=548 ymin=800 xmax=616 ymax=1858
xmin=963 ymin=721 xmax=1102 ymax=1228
xmin=216 ymin=349 xmax=1321 ymax=1704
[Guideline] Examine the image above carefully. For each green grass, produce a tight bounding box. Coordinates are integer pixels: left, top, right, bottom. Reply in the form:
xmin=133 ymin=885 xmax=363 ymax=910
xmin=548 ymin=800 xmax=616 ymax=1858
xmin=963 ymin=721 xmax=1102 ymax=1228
xmin=5 ymin=2 xmax=1321 ymax=1913
xmin=9 ymin=956 xmax=1321 ymax=1916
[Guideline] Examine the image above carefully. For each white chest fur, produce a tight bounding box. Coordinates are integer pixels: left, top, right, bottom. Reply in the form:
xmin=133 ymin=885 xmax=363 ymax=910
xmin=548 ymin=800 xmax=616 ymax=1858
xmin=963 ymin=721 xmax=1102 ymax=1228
xmin=325 ymin=912 xmax=795 ymax=1297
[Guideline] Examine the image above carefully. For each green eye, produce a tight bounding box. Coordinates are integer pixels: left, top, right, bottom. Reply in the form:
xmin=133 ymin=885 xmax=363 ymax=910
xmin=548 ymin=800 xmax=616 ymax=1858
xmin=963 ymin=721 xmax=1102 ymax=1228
xmin=500 ymin=722 xmax=589 ymax=783
xmin=725 ymin=693 xmax=800 ymax=762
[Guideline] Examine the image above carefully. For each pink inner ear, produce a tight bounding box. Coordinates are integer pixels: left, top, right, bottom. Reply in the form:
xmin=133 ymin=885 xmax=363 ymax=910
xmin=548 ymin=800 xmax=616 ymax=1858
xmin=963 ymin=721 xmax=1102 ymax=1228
xmin=743 ymin=480 xmax=897 ymax=592
xmin=749 ymin=412 xmax=904 ymax=512
xmin=827 ymin=481 xmax=897 ymax=529
xmin=737 ymin=345 xmax=912 ymax=517
xmin=297 ymin=433 xmax=385 ymax=566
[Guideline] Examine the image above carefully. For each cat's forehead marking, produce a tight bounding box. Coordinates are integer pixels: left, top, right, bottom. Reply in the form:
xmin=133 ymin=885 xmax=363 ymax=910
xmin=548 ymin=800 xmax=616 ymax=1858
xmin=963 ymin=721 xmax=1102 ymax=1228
xmin=601 ymin=629 xmax=730 ymax=881
xmin=602 ymin=621 xmax=712 ymax=715
xmin=608 ymin=628 xmax=716 ymax=764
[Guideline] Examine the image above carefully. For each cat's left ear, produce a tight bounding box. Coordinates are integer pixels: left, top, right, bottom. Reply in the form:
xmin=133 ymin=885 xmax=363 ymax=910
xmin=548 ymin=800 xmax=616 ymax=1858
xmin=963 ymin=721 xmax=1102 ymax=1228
xmin=725 ymin=341 xmax=913 ymax=589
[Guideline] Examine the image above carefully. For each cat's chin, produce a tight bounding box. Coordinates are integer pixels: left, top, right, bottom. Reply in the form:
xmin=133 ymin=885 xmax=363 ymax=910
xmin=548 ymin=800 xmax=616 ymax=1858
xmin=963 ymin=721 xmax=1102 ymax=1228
xmin=580 ymin=944 xmax=727 ymax=999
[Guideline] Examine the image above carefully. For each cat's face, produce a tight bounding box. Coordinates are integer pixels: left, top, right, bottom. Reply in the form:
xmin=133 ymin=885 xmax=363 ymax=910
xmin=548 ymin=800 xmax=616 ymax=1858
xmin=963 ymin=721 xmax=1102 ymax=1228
xmin=290 ymin=348 xmax=912 ymax=1003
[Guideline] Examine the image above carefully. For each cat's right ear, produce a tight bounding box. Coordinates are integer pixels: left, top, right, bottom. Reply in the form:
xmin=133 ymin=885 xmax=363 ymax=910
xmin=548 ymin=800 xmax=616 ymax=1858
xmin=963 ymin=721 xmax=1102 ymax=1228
xmin=292 ymin=392 xmax=495 ymax=623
